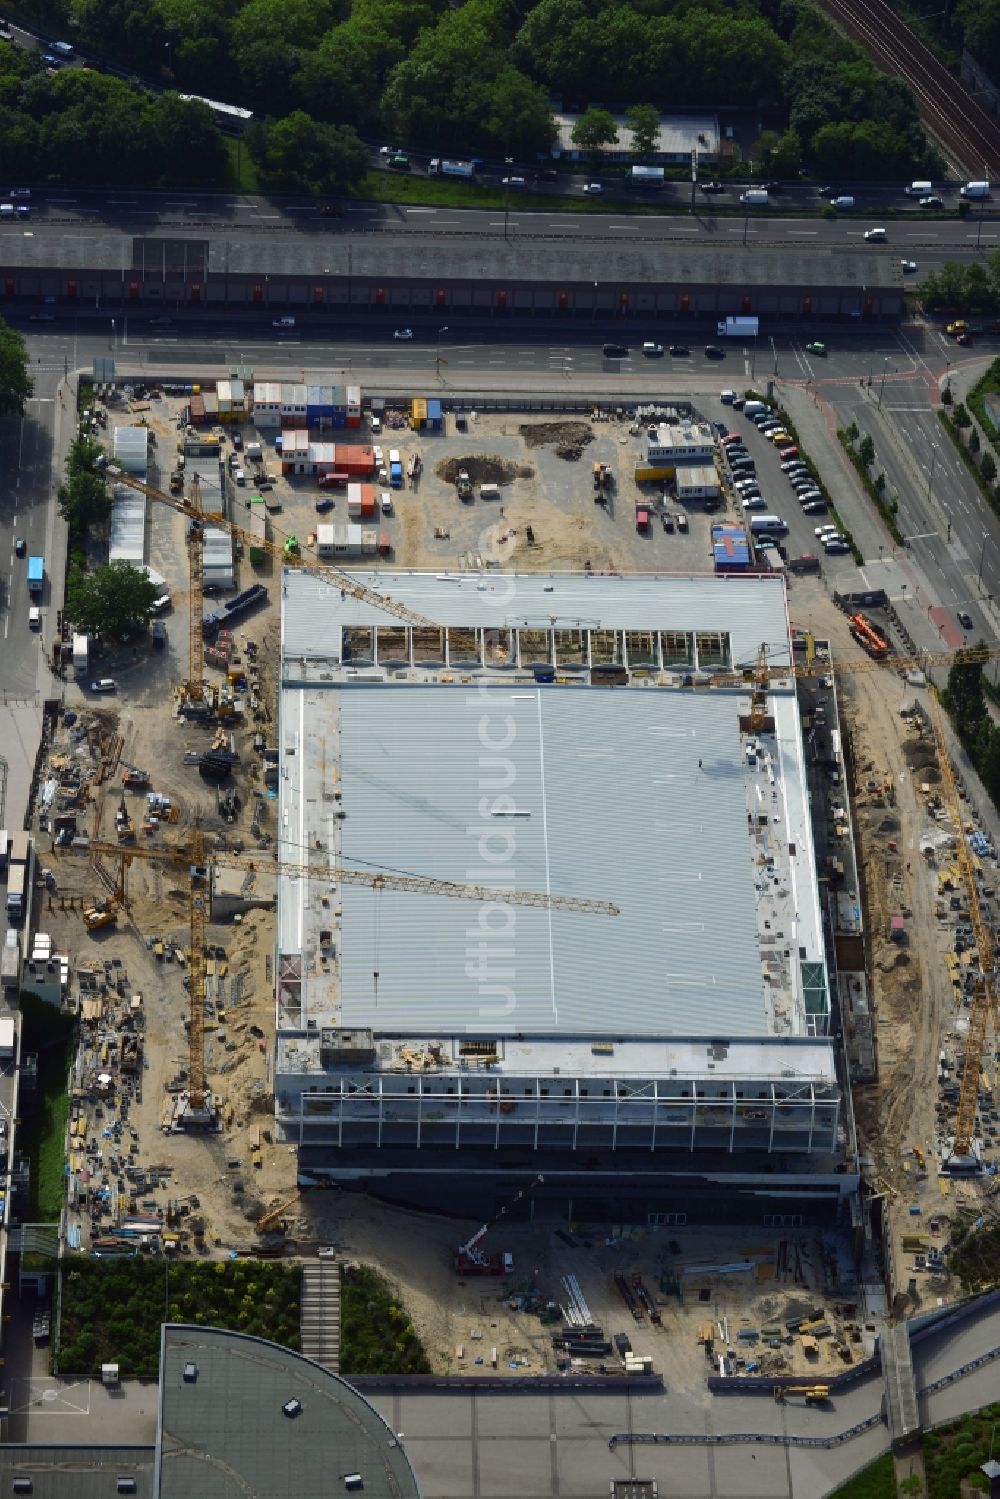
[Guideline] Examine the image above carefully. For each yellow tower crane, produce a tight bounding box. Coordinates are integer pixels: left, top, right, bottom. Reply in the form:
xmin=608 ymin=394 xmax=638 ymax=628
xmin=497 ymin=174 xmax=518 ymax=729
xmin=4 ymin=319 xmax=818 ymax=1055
xmin=105 ymin=463 xmax=442 ymax=707
xmin=723 ymin=639 xmax=1000 ymax=1171
xmin=72 ymin=835 xmax=619 ymax=1131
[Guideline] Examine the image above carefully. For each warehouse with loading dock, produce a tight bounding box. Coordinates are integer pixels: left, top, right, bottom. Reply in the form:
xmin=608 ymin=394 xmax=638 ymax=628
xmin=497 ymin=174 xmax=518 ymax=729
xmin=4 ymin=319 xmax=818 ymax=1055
xmin=0 ymin=235 xmax=907 ymax=321
xmin=272 ymin=568 xmax=857 ymax=1225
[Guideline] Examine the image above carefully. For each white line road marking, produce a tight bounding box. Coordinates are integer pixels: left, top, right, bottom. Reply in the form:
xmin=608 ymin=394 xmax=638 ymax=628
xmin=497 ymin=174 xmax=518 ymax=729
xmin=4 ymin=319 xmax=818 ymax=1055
xmin=788 ymin=230 xmax=819 ymax=236
xmin=406 ymin=208 xmax=438 ymax=214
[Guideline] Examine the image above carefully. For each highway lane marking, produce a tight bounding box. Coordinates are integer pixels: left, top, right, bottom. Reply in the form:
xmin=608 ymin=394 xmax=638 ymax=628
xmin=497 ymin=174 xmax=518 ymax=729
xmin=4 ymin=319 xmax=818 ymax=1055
xmin=406 ymin=208 xmax=438 ymax=214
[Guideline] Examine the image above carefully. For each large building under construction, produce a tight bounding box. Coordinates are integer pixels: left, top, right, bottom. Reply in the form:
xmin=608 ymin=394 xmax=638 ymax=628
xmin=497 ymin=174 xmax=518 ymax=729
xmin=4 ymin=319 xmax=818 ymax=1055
xmin=273 ymin=570 xmax=857 ymax=1224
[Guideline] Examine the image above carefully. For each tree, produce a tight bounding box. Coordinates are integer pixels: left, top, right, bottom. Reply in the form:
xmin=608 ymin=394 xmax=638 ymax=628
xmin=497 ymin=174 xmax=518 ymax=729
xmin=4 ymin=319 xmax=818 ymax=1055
xmin=146 ymin=94 xmax=227 ymax=186
xmin=571 ymin=107 xmax=618 ymax=156
xmin=945 ymin=652 xmax=987 ymax=743
xmin=482 ymin=66 xmax=556 ymax=158
xmin=625 ymin=103 xmax=659 ymax=158
xmin=247 ymin=111 xmax=367 ymax=192
xmin=982 ymin=452 xmax=997 ymax=483
xmin=769 ymin=128 xmax=802 ymax=178
xmin=970 ymin=427 xmax=981 ymax=454
xmin=858 ymin=433 xmax=875 ymax=468
xmin=58 ymin=437 xmax=111 ymax=533
xmin=953 ymin=402 xmax=971 ymax=428
xmin=750 ymin=128 xmax=780 ymax=167
xmin=65 ymin=560 xmax=159 ymax=642
xmin=0 ymin=317 xmax=32 ymax=417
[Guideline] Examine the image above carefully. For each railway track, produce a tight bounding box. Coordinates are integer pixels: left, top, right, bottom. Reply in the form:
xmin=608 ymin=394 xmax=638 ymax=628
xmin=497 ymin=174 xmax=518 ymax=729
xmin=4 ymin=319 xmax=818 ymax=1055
xmin=817 ymin=0 xmax=1000 ymax=178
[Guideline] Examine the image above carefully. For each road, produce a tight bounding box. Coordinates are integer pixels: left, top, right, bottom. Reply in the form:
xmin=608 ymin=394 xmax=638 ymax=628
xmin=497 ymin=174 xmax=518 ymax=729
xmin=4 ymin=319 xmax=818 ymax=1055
xmin=2 ymin=189 xmax=999 ymax=275
xmin=0 ymin=365 xmax=60 ymax=703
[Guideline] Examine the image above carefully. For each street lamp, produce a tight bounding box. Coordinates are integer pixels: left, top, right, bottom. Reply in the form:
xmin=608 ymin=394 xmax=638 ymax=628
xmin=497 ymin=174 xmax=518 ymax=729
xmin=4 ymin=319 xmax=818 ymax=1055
xmin=877 ymin=356 xmax=890 ymax=411
xmin=436 ymin=325 xmax=449 ymax=379
xmin=925 ymin=443 xmax=939 ymax=504
xmin=503 ymin=157 xmax=514 ymax=243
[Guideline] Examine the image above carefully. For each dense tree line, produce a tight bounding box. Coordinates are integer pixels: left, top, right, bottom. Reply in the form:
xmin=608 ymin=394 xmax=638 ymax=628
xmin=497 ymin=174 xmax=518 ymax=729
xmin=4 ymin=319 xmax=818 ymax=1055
xmin=919 ymin=251 xmax=1000 ymax=314
xmin=943 ymin=655 xmax=1000 ymax=812
xmin=7 ymin=0 xmax=935 ymax=179
xmin=0 ymin=39 xmax=230 ymax=185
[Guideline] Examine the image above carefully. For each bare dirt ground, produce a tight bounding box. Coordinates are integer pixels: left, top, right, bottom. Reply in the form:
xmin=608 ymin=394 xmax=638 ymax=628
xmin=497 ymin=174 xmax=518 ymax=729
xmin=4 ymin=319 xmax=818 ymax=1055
xmin=47 ymin=392 xmax=979 ymax=1379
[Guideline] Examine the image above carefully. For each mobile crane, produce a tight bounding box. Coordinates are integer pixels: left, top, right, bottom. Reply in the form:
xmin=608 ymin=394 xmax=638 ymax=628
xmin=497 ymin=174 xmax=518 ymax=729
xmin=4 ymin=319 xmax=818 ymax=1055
xmin=454 ymin=1175 xmax=544 ymax=1274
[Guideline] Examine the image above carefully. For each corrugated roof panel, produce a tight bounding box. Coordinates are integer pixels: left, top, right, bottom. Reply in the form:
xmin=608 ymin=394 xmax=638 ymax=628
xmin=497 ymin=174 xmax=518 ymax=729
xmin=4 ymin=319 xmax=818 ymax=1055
xmin=108 ymin=486 xmax=146 ymax=564
xmin=282 ymin=569 xmax=788 ymax=670
xmin=337 ymin=685 xmax=766 ymax=1037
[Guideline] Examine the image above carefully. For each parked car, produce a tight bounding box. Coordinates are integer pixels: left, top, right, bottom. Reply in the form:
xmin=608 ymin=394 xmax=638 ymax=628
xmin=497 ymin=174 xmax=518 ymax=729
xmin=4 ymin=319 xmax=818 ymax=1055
xmin=824 ymin=539 xmax=850 ymax=554
xmin=742 ymin=495 xmax=767 ymax=509
xmin=781 ymin=460 xmax=805 ymax=473
xmin=802 ymin=500 xmax=827 ymax=514
xmin=721 ymin=390 xmax=736 ymax=404
xmin=89 ymin=678 xmax=116 ymax=693
xmin=152 ymin=620 xmax=167 ymax=649
xmin=315 ymin=498 xmax=335 ymax=513
xmin=231 ymin=432 xmax=243 ymax=449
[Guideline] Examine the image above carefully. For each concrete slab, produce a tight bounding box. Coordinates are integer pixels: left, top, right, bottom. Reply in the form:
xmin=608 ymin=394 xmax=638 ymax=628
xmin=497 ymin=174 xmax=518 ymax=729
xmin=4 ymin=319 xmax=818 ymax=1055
xmin=478 ymin=1436 xmax=552 ymax=1497
xmin=398 ymin=1437 xmax=475 ymax=1498
xmin=476 ymin=1394 xmax=553 ymax=1438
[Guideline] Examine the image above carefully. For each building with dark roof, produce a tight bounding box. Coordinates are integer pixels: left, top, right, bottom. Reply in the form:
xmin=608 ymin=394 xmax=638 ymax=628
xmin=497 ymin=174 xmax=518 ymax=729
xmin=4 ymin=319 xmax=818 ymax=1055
xmin=0 ymin=1327 xmax=421 ymax=1499
xmin=0 ymin=231 xmax=905 ymax=320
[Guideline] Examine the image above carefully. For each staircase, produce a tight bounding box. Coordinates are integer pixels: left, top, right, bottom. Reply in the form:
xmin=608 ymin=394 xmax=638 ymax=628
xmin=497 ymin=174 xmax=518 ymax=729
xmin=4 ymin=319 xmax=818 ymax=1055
xmin=300 ymin=1259 xmax=341 ymax=1372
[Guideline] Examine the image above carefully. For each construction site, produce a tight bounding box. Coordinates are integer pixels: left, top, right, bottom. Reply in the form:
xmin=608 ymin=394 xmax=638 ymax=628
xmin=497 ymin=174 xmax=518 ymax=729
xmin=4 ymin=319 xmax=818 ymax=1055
xmin=5 ymin=374 xmax=999 ymax=1409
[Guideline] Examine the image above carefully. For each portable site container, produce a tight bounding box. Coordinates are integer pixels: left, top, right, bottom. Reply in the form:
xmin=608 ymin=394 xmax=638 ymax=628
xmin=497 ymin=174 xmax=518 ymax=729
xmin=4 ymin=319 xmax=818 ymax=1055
xmin=252 ymin=382 xmax=281 ymax=428
xmin=426 ymin=398 xmax=442 ymax=430
xmin=188 ymin=394 xmax=206 ymax=425
xmin=306 ymin=384 xmax=335 ymax=426
xmin=280 ymin=383 xmax=307 ymax=421
xmin=216 ymin=378 xmax=246 ymax=420
xmin=202 ymin=392 xmax=218 ymax=420
xmin=411 ymin=397 xmax=428 ymax=430
xmin=346 ymin=385 xmax=361 ymax=428
xmin=336 ymin=444 xmax=376 ymax=477
xmin=112 ymin=424 xmax=148 ymax=476
xmin=346 ymin=483 xmax=376 ymax=519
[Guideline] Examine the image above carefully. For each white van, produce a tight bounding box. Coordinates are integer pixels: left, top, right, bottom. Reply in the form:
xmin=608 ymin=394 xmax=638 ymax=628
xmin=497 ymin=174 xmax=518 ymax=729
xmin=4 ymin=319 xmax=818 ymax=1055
xmin=381 ymin=492 xmax=392 ymax=515
xmin=480 ymin=483 xmax=502 ymax=502
xmin=28 ymin=606 xmax=40 ymax=630
xmin=830 ymin=195 xmax=854 ymax=209
xmin=234 ymin=466 xmax=246 ymax=486
xmin=960 ymin=181 xmax=990 ymax=199
xmin=272 ymin=315 xmax=296 ymax=328
xmin=905 ymin=180 xmax=932 ymax=197
xmin=864 ymin=227 xmax=886 ymax=241
xmin=744 ymin=400 xmax=770 ymax=417
xmin=741 ymin=189 xmax=768 ymax=205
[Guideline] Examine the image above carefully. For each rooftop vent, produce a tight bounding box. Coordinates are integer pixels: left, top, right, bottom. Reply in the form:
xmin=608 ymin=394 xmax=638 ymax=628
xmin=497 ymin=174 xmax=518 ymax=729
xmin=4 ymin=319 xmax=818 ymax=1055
xmin=182 ymin=1362 xmax=198 ymax=1383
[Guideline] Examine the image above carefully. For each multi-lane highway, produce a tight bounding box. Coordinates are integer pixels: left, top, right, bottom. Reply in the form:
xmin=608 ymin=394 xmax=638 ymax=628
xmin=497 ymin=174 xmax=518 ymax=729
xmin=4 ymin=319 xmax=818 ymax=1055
xmin=2 ymin=188 xmax=997 ymax=271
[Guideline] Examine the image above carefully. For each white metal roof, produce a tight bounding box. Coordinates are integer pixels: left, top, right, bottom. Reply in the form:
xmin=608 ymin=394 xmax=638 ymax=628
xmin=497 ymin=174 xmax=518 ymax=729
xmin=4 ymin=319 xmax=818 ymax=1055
xmin=112 ymin=424 xmax=148 ymax=475
xmin=281 ymin=568 xmax=790 ymax=670
xmin=108 ymin=484 xmax=145 ymax=564
xmin=330 ymin=684 xmax=767 ymax=1037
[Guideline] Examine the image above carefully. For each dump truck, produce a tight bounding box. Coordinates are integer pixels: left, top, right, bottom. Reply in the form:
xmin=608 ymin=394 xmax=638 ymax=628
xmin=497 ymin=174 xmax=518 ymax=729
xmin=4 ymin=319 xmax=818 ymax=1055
xmin=84 ymin=905 xmax=117 ymax=931
xmin=456 ymin=469 xmax=473 ymax=501
xmin=27 ymin=556 xmax=44 ymax=595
